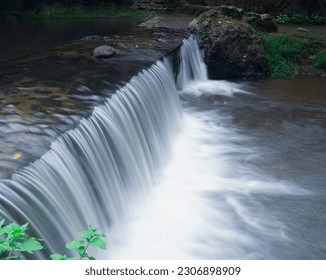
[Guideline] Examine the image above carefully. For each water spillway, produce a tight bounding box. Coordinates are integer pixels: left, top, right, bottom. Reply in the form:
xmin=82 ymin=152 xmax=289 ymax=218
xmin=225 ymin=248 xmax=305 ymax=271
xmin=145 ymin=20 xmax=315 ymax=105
xmin=0 ymin=51 xmax=182 ymax=258
xmin=1 ymin=36 xmax=325 ymax=260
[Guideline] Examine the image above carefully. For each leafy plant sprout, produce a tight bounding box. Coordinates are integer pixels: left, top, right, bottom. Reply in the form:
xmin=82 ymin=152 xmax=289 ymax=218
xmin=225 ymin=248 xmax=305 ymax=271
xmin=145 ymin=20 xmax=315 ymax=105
xmin=0 ymin=219 xmax=107 ymax=260
xmin=51 ymin=225 xmax=107 ymax=260
xmin=0 ymin=219 xmax=44 ymax=260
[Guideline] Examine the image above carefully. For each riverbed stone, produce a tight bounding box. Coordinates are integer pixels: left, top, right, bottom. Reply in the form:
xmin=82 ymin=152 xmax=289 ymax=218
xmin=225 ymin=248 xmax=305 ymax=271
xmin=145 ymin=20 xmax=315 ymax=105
xmin=81 ymin=35 xmax=102 ymax=42
xmin=92 ymin=45 xmax=116 ymax=59
xmin=189 ymin=7 xmax=269 ymax=79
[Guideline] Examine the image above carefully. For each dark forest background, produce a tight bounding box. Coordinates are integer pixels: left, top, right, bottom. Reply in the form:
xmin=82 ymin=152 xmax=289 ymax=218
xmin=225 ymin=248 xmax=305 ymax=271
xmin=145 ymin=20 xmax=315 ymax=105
xmin=0 ymin=0 xmax=325 ymax=16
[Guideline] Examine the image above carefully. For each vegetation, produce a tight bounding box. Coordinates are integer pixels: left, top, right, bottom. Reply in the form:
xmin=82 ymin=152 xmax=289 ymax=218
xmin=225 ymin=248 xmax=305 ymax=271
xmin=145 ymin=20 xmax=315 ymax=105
xmin=0 ymin=219 xmax=107 ymax=260
xmin=263 ymin=33 xmax=325 ymax=77
xmin=51 ymin=225 xmax=107 ymax=260
xmin=0 ymin=219 xmax=44 ymax=260
xmin=264 ymin=34 xmax=303 ymax=77
xmin=276 ymin=13 xmax=326 ymax=25
xmin=313 ymin=49 xmax=326 ymax=69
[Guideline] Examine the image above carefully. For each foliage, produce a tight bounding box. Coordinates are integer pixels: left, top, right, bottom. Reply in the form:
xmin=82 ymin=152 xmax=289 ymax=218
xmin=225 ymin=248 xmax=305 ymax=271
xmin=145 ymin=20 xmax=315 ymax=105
xmin=263 ymin=33 xmax=326 ymax=77
xmin=276 ymin=13 xmax=326 ymax=25
xmin=0 ymin=219 xmax=44 ymax=260
xmin=1 ymin=219 xmax=107 ymax=260
xmin=50 ymin=225 xmax=106 ymax=260
xmin=313 ymin=49 xmax=326 ymax=69
xmin=263 ymin=34 xmax=304 ymax=77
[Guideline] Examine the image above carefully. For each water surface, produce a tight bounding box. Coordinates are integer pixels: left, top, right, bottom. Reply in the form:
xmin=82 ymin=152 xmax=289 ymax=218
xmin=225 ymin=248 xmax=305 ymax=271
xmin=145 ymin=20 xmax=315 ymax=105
xmin=0 ymin=16 xmax=141 ymax=62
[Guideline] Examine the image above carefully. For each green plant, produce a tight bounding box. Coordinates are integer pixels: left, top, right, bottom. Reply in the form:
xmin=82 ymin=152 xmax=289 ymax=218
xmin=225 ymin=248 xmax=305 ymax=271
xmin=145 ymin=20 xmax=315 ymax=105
xmin=313 ymin=49 xmax=326 ymax=69
xmin=264 ymin=33 xmax=325 ymax=77
xmin=276 ymin=13 xmax=326 ymax=25
xmin=51 ymin=225 xmax=106 ymax=260
xmin=0 ymin=219 xmax=44 ymax=260
xmin=264 ymin=34 xmax=305 ymax=77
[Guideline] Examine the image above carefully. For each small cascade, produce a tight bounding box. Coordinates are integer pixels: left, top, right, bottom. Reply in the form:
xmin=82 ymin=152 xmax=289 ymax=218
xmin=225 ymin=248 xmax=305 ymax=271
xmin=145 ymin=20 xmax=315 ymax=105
xmin=176 ymin=36 xmax=208 ymax=89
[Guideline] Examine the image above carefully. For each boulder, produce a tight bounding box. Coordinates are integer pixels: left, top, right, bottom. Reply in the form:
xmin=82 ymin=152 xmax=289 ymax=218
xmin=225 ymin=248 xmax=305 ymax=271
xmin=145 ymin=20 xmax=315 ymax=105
xmin=189 ymin=8 xmax=269 ymax=80
xmin=92 ymin=45 xmax=116 ymax=59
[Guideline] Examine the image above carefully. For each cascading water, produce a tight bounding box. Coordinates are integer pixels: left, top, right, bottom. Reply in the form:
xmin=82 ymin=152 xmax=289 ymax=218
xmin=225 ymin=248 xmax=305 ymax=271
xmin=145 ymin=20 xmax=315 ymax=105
xmin=109 ymin=37 xmax=313 ymax=259
xmin=176 ymin=36 xmax=208 ymax=89
xmin=0 ymin=58 xmax=181 ymax=258
xmin=0 ymin=36 xmax=321 ymax=260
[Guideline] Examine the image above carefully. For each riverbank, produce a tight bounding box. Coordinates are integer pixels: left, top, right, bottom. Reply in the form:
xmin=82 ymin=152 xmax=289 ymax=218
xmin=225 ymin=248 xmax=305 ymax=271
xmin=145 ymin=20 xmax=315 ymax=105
xmin=144 ymin=11 xmax=326 ymax=78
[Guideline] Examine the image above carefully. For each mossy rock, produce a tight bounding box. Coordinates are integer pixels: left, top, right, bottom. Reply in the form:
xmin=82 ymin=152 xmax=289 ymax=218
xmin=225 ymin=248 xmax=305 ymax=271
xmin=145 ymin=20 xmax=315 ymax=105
xmin=189 ymin=7 xmax=269 ymax=79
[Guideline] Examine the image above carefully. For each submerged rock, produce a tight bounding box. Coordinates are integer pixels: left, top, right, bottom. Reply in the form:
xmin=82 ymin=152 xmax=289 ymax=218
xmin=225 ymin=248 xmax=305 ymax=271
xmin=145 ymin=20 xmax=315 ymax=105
xmin=189 ymin=7 xmax=275 ymax=79
xmin=92 ymin=45 xmax=116 ymax=59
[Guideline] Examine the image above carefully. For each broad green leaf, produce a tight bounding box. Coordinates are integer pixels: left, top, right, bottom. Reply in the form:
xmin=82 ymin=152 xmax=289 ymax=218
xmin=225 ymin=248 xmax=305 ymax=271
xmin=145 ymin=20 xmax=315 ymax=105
xmin=78 ymin=246 xmax=86 ymax=256
xmin=89 ymin=238 xmax=106 ymax=250
xmin=5 ymin=223 xmax=28 ymax=236
xmin=0 ymin=219 xmax=4 ymax=228
xmin=66 ymin=240 xmax=84 ymax=250
xmin=77 ymin=231 xmax=92 ymax=240
xmin=18 ymin=238 xmax=44 ymax=253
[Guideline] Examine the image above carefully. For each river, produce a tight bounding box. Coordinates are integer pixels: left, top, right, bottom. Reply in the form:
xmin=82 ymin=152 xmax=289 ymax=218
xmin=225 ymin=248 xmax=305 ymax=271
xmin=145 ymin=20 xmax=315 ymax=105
xmin=0 ymin=18 xmax=325 ymax=260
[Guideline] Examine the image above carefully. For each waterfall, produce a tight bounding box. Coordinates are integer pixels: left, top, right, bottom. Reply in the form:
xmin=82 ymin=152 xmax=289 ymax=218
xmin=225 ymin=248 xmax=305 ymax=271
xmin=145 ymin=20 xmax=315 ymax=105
xmin=0 ymin=54 xmax=183 ymax=258
xmin=176 ymin=36 xmax=208 ymax=89
xmin=0 ymin=34 xmax=312 ymax=260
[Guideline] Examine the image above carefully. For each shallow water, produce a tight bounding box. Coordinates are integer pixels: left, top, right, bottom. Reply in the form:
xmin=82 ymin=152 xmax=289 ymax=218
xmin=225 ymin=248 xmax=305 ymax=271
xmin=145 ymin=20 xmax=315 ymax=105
xmin=0 ymin=16 xmax=141 ymax=62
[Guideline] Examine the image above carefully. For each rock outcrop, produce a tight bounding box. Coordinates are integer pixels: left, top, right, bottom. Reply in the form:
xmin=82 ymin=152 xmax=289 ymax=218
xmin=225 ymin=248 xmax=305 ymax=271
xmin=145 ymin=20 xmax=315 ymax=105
xmin=189 ymin=6 xmax=277 ymax=79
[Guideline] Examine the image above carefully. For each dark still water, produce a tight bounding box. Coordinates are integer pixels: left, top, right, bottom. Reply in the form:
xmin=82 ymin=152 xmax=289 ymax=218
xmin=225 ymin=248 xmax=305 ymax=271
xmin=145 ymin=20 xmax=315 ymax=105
xmin=0 ymin=16 xmax=140 ymax=62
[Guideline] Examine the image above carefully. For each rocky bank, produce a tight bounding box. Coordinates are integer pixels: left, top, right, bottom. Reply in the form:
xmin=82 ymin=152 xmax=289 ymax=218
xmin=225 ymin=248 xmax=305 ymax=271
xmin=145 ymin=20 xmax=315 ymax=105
xmin=189 ymin=6 xmax=277 ymax=79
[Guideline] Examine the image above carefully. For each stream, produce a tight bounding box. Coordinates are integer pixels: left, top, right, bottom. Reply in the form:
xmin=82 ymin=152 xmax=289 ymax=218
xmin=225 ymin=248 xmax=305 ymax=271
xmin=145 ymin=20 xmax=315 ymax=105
xmin=0 ymin=17 xmax=326 ymax=260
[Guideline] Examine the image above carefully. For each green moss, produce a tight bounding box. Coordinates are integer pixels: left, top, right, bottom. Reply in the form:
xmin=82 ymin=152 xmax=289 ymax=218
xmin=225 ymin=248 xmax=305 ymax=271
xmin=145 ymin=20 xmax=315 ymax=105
xmin=313 ymin=49 xmax=326 ymax=69
xmin=263 ymin=34 xmax=304 ymax=77
xmin=263 ymin=33 xmax=326 ymax=78
xmin=200 ymin=27 xmax=211 ymax=40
